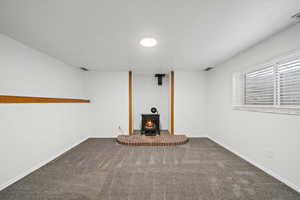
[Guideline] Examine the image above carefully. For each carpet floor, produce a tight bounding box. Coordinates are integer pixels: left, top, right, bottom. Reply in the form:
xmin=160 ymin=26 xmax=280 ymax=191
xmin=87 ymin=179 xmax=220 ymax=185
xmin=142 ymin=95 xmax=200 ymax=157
xmin=0 ymin=138 xmax=299 ymax=200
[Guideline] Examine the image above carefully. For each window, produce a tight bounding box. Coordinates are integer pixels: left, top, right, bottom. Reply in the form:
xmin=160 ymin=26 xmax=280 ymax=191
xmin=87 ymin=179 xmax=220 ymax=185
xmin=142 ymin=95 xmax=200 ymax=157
xmin=278 ymin=57 xmax=300 ymax=105
xmin=233 ymin=51 xmax=300 ymax=115
xmin=245 ymin=65 xmax=274 ymax=105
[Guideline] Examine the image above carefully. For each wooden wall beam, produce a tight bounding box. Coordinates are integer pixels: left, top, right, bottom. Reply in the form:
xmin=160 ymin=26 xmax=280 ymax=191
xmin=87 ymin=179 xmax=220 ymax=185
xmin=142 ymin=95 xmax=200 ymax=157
xmin=170 ymin=71 xmax=175 ymax=135
xmin=128 ymin=71 xmax=133 ymax=135
xmin=0 ymin=95 xmax=90 ymax=103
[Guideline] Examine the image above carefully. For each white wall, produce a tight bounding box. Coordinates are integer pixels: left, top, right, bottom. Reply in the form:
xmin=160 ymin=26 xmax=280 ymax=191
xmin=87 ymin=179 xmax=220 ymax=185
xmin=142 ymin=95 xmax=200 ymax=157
xmin=84 ymin=71 xmax=128 ymax=137
xmin=133 ymin=74 xmax=169 ymax=130
xmin=0 ymin=34 xmax=88 ymax=190
xmin=174 ymin=71 xmax=207 ymax=137
xmin=206 ymin=23 xmax=300 ymax=191
xmin=84 ymin=71 xmax=209 ymax=138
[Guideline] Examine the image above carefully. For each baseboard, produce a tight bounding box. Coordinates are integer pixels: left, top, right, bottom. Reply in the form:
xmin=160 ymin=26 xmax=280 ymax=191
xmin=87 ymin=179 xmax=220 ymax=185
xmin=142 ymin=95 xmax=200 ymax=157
xmin=208 ymin=136 xmax=300 ymax=193
xmin=0 ymin=137 xmax=89 ymax=191
xmin=188 ymin=135 xmax=209 ymax=138
xmin=89 ymin=133 xmax=208 ymax=138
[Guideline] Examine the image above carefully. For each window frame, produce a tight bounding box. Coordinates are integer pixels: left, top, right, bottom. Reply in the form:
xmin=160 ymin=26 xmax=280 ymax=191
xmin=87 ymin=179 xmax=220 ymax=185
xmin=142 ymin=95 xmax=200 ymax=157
xmin=233 ymin=50 xmax=300 ymax=115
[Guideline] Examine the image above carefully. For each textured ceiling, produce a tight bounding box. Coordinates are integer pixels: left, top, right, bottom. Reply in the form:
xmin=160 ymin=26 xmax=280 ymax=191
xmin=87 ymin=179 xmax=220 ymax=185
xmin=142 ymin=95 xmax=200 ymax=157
xmin=0 ymin=0 xmax=299 ymax=72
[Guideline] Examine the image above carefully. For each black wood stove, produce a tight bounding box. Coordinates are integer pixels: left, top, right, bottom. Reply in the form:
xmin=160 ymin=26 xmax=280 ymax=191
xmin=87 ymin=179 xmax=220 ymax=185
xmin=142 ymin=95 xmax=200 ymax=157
xmin=141 ymin=114 xmax=160 ymax=136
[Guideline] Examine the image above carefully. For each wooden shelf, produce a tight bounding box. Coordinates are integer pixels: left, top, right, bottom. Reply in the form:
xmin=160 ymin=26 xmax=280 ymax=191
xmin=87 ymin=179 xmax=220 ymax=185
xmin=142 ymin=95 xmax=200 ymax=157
xmin=0 ymin=95 xmax=90 ymax=103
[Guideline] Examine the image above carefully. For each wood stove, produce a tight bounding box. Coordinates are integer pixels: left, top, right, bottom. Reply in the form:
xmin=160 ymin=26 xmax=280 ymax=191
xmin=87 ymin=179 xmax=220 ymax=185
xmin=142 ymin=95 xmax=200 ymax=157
xmin=141 ymin=114 xmax=160 ymax=136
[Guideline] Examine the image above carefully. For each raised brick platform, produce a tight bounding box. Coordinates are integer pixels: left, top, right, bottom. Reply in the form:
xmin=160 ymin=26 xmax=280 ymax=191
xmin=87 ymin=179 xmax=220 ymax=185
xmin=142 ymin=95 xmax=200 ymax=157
xmin=116 ymin=134 xmax=189 ymax=146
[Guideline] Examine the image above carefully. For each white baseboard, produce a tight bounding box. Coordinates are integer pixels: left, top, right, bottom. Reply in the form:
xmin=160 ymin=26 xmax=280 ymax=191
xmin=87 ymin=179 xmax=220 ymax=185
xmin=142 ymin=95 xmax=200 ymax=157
xmin=89 ymin=133 xmax=209 ymax=138
xmin=187 ymin=135 xmax=209 ymax=138
xmin=0 ymin=137 xmax=88 ymax=191
xmin=209 ymin=136 xmax=300 ymax=193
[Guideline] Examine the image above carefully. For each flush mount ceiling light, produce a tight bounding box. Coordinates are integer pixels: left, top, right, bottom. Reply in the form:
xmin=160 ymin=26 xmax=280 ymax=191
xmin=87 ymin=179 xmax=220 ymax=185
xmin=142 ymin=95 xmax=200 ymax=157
xmin=140 ymin=38 xmax=157 ymax=47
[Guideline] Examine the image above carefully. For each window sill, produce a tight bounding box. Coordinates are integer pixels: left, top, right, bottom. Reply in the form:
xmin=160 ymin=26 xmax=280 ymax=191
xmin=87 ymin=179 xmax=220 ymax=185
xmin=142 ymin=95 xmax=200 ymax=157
xmin=233 ymin=105 xmax=300 ymax=116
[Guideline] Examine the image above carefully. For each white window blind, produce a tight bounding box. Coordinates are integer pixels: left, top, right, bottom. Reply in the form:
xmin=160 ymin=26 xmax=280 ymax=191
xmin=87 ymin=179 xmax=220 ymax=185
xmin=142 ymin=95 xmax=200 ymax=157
xmin=233 ymin=51 xmax=300 ymax=115
xmin=278 ymin=57 xmax=300 ymax=105
xmin=245 ymin=66 xmax=274 ymax=105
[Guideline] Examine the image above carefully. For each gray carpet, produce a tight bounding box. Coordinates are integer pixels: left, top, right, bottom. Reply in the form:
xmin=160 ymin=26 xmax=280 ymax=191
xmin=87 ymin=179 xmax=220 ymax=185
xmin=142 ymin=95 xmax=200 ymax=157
xmin=0 ymin=138 xmax=299 ymax=200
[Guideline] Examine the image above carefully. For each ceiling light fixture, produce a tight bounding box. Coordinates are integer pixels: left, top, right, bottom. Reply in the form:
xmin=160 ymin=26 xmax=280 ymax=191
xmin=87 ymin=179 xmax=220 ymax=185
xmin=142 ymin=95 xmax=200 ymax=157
xmin=140 ymin=38 xmax=157 ymax=47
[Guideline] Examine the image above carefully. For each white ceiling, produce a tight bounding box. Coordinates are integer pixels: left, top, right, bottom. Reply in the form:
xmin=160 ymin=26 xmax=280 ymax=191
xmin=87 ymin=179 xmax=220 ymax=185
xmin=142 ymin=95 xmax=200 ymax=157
xmin=0 ymin=0 xmax=300 ymax=72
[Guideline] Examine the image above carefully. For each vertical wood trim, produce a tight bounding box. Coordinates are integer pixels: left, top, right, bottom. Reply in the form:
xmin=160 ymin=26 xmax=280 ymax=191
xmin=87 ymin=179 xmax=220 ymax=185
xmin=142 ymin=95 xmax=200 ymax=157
xmin=128 ymin=71 xmax=133 ymax=135
xmin=170 ymin=71 xmax=175 ymax=135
